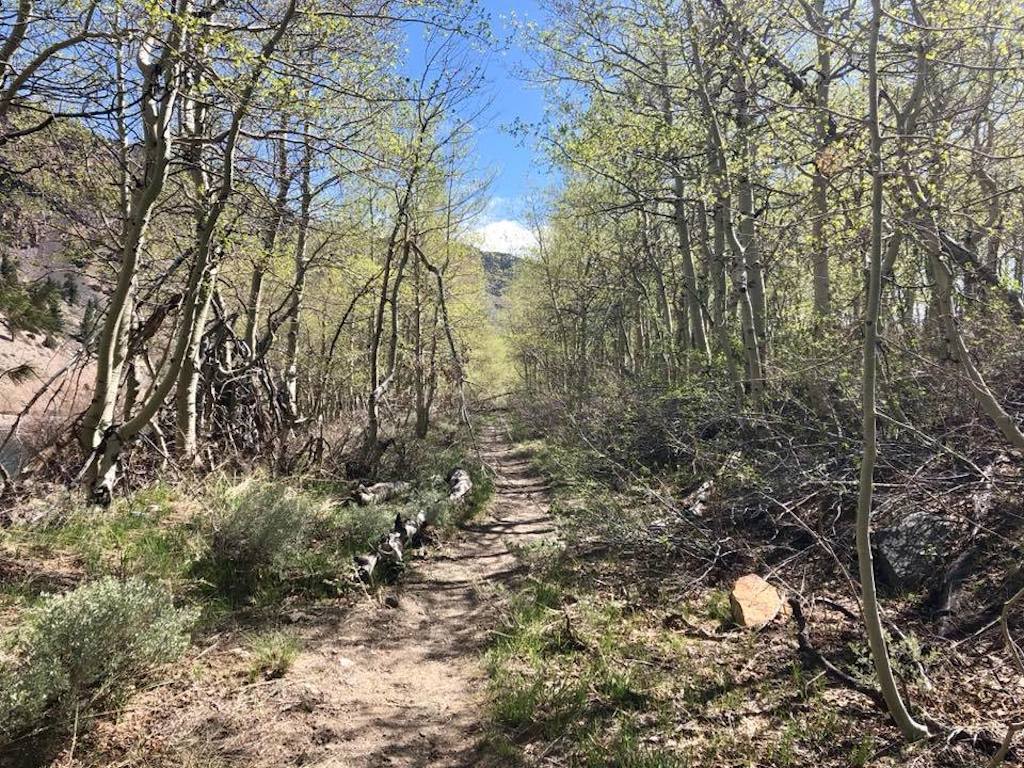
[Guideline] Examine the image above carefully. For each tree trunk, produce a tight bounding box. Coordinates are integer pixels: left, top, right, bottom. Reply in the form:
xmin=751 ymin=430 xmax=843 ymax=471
xmin=930 ymin=249 xmax=1024 ymax=452
xmin=734 ymin=70 xmax=766 ymax=344
xmin=688 ymin=18 xmax=759 ymax=398
xmin=858 ymin=1 xmax=930 ymax=740
xmin=354 ymin=470 xmax=472 ymax=582
xmin=80 ymin=13 xmax=189 ymax=459
xmin=283 ymin=133 xmax=313 ymax=423
xmin=174 ymin=263 xmax=219 ymax=460
xmin=672 ymin=173 xmax=711 ymax=363
xmin=808 ymin=0 xmax=832 ymax=317
xmin=84 ymin=0 xmax=299 ymax=500
xmin=244 ymin=133 xmax=290 ymax=354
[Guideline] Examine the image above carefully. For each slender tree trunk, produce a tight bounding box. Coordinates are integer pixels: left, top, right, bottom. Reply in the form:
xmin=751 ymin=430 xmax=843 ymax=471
xmin=245 ymin=132 xmax=290 ymax=354
xmin=688 ymin=13 xmax=759 ymax=398
xmin=174 ymin=65 xmax=212 ymax=461
xmin=657 ymin=57 xmax=710 ymax=365
xmin=80 ymin=8 xmax=189 ymax=458
xmin=85 ymin=0 xmax=298 ymax=499
xmin=174 ymin=262 xmax=219 ymax=459
xmin=283 ymin=133 xmax=313 ymax=422
xmin=928 ymin=246 xmax=1024 ymax=452
xmin=363 ymin=217 xmax=410 ymax=466
xmin=672 ymin=174 xmax=711 ymax=363
xmin=734 ymin=70 xmax=766 ymax=343
xmin=858 ymin=1 xmax=930 ymax=740
xmin=808 ymin=0 xmax=832 ymax=317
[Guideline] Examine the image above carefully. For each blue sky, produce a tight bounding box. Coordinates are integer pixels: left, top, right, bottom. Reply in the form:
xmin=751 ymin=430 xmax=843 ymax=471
xmin=403 ymin=0 xmax=550 ymax=254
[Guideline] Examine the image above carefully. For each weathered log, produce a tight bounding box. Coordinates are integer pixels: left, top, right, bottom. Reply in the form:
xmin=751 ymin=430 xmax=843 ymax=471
xmin=354 ymin=469 xmax=472 ymax=583
xmin=355 ymin=480 xmax=410 ymax=506
xmin=447 ymin=468 xmax=472 ymax=503
xmin=354 ymin=504 xmax=441 ymax=582
xmin=354 ymin=514 xmax=408 ymax=582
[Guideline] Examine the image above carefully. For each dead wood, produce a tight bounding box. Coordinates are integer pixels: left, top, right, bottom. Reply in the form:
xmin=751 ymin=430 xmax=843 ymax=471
xmin=355 ymin=480 xmax=411 ymax=506
xmin=354 ymin=468 xmax=473 ymax=582
xmin=791 ymin=597 xmax=1009 ymax=757
xmin=447 ymin=468 xmax=472 ymax=503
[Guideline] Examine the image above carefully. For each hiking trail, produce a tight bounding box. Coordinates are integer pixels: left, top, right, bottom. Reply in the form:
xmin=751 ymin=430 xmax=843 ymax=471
xmin=290 ymin=421 xmax=554 ymax=766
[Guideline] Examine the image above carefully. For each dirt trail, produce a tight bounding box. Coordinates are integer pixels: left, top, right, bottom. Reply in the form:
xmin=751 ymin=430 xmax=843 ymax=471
xmin=292 ymin=421 xmax=555 ymax=767
xmin=36 ymin=422 xmax=553 ymax=767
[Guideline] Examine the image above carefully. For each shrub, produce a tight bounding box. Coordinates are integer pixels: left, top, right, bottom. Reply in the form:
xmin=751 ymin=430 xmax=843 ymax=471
xmin=201 ymin=479 xmax=322 ymax=596
xmin=0 ymin=577 xmax=194 ymax=746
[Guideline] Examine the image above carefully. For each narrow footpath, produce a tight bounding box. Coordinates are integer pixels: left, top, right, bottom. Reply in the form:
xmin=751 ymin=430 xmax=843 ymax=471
xmin=298 ymin=421 xmax=555 ymax=766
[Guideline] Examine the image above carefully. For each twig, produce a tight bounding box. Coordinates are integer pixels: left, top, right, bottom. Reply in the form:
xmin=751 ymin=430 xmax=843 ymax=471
xmin=986 ymin=723 xmax=1023 ymax=768
xmin=986 ymin=586 xmax=1024 ymax=767
xmin=788 ymin=596 xmax=885 ymax=704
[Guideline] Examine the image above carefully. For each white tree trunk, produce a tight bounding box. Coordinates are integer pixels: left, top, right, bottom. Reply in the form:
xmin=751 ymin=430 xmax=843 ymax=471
xmin=858 ymin=0 xmax=929 ymax=740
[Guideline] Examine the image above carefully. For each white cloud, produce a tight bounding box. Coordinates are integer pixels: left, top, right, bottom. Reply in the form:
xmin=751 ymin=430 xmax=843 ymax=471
xmin=473 ymin=219 xmax=538 ymax=256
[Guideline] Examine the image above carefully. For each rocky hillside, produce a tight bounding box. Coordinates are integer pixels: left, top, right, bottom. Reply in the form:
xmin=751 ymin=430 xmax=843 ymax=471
xmin=480 ymin=250 xmax=516 ymax=317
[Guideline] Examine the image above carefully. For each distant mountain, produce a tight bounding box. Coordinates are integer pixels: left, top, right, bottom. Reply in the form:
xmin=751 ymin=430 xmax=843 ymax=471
xmin=481 ymin=250 xmax=516 ymax=297
xmin=478 ymin=250 xmax=516 ymax=320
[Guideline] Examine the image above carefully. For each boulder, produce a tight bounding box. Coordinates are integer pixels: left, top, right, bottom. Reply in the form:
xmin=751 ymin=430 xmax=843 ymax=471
xmin=874 ymin=511 xmax=955 ymax=592
xmin=730 ymin=574 xmax=782 ymax=628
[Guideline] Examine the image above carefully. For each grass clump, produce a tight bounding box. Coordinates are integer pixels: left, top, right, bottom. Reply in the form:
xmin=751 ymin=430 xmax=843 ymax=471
xmin=482 ymin=536 xmax=861 ymax=767
xmin=457 ymin=464 xmax=495 ymax=523
xmin=702 ymin=589 xmax=733 ymax=627
xmin=0 ymin=576 xmax=194 ymax=749
xmin=246 ymin=630 xmax=301 ymax=682
xmin=583 ymin=727 xmax=689 ymax=768
xmin=484 ymin=555 xmax=681 ymax=763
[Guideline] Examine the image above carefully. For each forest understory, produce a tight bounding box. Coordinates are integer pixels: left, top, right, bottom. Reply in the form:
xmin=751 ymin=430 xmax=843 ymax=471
xmin=1 ymin=396 xmax=1022 ymax=768
xmin=481 ymin=394 xmax=1024 ymax=768
xmin=0 ymin=420 xmax=496 ymax=767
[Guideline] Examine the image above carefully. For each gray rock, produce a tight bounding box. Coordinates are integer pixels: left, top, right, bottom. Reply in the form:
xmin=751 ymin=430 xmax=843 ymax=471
xmin=874 ymin=511 xmax=956 ymax=592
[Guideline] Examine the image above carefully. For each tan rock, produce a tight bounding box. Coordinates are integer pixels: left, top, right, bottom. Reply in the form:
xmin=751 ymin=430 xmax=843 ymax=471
xmin=729 ymin=574 xmax=781 ymax=628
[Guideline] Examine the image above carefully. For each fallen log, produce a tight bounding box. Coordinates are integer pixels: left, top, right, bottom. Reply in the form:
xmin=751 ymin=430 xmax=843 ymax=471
xmin=355 ymin=480 xmax=410 ymax=506
xmin=447 ymin=468 xmax=472 ymax=503
xmin=354 ymin=469 xmax=473 ymax=583
xmin=354 ymin=514 xmax=410 ymax=583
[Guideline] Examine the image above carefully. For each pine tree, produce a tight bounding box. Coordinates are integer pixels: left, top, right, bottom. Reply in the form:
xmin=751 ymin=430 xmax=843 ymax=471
xmin=62 ymin=274 xmax=78 ymax=305
xmin=78 ymin=298 xmax=98 ymax=344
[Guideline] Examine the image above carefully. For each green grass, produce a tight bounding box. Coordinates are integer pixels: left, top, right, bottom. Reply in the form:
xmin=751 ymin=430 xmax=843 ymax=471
xmin=702 ymin=589 xmax=733 ymax=627
xmin=478 ymin=445 xmax=883 ymax=768
xmin=0 ymin=430 xmax=489 ymax=765
xmin=850 ymin=734 xmax=876 ymax=767
xmin=3 ymin=484 xmax=200 ymax=595
xmin=4 ymin=459 xmax=489 ymax=630
xmin=245 ymin=630 xmax=301 ymax=682
xmin=2 ymin=475 xmax=410 ymax=623
xmin=481 ymin=551 xmax=867 ymax=767
xmin=482 ymin=548 xmax=690 ymax=764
